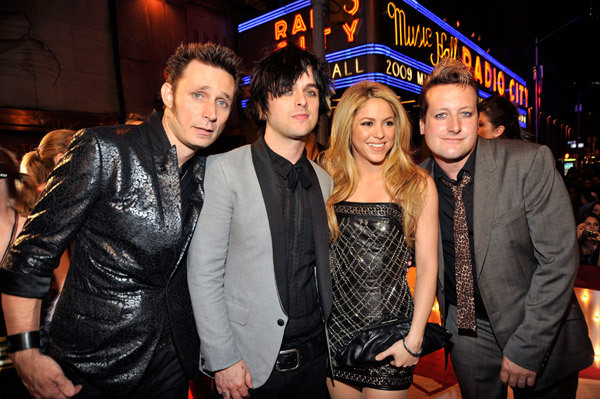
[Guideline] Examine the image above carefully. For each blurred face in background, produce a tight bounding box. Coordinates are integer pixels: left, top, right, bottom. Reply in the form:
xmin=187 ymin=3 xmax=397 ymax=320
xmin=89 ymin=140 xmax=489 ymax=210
xmin=584 ymin=216 xmax=600 ymax=232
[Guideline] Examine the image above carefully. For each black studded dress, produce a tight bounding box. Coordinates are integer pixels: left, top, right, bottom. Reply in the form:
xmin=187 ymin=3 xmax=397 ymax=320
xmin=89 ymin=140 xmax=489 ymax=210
xmin=328 ymin=201 xmax=415 ymax=390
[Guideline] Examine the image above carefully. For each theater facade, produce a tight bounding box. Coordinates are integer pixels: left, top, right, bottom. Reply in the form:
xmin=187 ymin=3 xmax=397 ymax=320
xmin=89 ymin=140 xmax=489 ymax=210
xmin=237 ymin=0 xmax=528 ymax=133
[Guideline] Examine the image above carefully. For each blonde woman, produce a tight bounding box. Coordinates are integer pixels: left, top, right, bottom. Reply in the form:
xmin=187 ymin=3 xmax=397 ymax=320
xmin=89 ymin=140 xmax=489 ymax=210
xmin=320 ymin=81 xmax=438 ymax=398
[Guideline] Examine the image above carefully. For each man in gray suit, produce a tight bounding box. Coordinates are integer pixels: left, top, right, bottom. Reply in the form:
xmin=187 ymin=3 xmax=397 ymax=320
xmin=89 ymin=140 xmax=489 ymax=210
xmin=419 ymin=58 xmax=593 ymax=399
xmin=188 ymin=45 xmax=333 ymax=399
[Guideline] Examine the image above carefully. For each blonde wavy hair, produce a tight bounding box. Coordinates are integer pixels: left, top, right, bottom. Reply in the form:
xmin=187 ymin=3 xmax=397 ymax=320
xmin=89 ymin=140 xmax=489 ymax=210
xmin=320 ymin=81 xmax=428 ymax=246
xmin=22 ymin=129 xmax=76 ymax=186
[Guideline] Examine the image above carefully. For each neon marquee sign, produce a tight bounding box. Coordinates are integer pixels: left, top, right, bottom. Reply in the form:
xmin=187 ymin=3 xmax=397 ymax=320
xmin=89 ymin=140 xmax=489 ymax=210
xmin=238 ymin=0 xmax=528 ymax=110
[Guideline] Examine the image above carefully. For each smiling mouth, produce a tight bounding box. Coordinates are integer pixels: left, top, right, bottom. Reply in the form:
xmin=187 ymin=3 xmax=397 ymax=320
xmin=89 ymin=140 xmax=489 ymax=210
xmin=367 ymin=143 xmax=385 ymax=148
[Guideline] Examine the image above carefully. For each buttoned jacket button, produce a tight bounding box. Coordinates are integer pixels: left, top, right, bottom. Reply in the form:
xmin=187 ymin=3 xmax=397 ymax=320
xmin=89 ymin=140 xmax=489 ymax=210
xmin=277 ymin=319 xmax=285 ymax=326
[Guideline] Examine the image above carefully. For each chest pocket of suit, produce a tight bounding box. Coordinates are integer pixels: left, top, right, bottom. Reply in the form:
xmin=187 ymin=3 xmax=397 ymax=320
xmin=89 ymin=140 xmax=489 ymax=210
xmin=225 ymin=300 xmax=249 ymax=326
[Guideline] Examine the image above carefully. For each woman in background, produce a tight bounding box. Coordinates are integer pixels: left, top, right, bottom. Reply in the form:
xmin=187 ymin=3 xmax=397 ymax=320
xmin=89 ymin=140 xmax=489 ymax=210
xmin=1 ymin=147 xmax=37 ymax=398
xmin=320 ymin=81 xmax=438 ymax=398
xmin=477 ymin=95 xmax=521 ymax=140
xmin=19 ymin=129 xmax=76 ymax=352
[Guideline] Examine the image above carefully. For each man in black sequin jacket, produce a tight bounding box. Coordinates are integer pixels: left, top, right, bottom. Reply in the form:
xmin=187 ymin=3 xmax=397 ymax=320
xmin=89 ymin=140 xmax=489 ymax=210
xmin=0 ymin=43 xmax=242 ymax=399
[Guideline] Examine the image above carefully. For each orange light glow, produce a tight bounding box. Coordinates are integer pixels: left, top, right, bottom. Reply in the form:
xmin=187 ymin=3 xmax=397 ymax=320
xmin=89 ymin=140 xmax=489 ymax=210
xmin=581 ymin=291 xmax=589 ymax=302
xmin=594 ymin=312 xmax=600 ymax=323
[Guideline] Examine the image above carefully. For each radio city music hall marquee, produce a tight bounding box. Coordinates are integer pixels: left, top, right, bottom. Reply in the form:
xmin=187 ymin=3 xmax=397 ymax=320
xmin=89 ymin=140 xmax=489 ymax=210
xmin=238 ymin=0 xmax=528 ymax=127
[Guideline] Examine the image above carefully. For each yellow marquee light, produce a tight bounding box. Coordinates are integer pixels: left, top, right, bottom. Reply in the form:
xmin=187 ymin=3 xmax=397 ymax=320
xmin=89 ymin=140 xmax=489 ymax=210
xmin=581 ymin=291 xmax=589 ymax=302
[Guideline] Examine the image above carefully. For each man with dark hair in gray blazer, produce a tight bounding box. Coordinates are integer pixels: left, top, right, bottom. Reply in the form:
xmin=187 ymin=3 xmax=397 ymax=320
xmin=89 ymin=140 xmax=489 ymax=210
xmin=419 ymin=57 xmax=593 ymax=399
xmin=188 ymin=45 xmax=333 ymax=399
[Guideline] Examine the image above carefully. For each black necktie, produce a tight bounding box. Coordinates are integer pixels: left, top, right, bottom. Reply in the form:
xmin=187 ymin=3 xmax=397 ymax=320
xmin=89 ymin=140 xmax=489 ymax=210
xmin=287 ymin=164 xmax=312 ymax=191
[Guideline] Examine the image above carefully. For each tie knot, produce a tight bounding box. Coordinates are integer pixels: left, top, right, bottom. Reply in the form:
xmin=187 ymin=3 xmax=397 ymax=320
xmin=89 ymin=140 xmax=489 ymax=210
xmin=441 ymin=172 xmax=471 ymax=199
xmin=287 ymin=163 xmax=312 ymax=190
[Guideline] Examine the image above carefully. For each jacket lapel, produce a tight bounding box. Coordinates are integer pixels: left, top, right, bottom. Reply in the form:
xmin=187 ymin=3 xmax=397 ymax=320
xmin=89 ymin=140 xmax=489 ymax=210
xmin=154 ymin=146 xmax=182 ymax=238
xmin=251 ymin=137 xmax=288 ymax=295
xmin=306 ymin=163 xmax=332 ymax=320
xmin=179 ymin=155 xmax=206 ymax=262
xmin=473 ymin=139 xmax=498 ymax=277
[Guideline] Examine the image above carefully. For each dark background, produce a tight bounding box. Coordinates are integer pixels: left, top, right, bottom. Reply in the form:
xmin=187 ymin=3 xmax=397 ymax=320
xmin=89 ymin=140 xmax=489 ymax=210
xmin=1 ymin=0 xmax=597 ymax=158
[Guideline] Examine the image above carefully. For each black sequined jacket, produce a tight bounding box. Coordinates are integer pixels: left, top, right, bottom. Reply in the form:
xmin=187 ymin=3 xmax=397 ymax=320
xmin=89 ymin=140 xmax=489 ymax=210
xmin=1 ymin=111 xmax=203 ymax=397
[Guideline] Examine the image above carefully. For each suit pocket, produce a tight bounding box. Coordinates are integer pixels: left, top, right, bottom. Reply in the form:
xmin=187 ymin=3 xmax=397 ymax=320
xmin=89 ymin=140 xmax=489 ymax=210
xmin=68 ymin=287 xmax=123 ymax=322
xmin=51 ymin=288 xmax=123 ymax=354
xmin=225 ymin=300 xmax=249 ymax=326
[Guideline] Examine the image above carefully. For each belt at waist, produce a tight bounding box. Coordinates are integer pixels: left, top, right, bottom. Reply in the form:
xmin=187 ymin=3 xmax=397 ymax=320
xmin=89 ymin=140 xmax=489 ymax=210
xmin=276 ymin=332 xmax=327 ymax=373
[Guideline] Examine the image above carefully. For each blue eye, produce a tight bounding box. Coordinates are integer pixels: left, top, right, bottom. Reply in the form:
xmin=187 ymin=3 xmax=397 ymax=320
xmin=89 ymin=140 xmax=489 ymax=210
xmin=217 ymin=99 xmax=229 ymax=108
xmin=306 ymin=90 xmax=318 ymax=97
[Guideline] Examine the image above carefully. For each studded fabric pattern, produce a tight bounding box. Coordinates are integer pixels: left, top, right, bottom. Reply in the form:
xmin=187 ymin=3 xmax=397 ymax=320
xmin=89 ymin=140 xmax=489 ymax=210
xmin=1 ymin=112 xmax=204 ymax=397
xmin=328 ymin=202 xmax=414 ymax=389
xmin=441 ymin=173 xmax=476 ymax=332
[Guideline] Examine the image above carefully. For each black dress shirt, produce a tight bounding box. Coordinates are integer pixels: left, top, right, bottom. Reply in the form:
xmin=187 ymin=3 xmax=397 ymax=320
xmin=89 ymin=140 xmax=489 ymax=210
xmin=433 ymin=148 xmax=488 ymax=320
xmin=265 ymin=144 xmax=322 ymax=345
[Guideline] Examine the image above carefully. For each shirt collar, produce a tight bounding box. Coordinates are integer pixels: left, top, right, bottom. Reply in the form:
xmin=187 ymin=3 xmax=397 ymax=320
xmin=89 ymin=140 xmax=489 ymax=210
xmin=433 ymin=142 xmax=477 ymax=185
xmin=264 ymin=142 xmax=309 ymax=180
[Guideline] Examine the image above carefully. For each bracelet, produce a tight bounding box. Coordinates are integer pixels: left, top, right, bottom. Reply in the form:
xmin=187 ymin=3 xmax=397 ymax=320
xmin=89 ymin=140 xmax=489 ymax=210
xmin=403 ymin=339 xmax=423 ymax=357
xmin=6 ymin=331 xmax=40 ymax=353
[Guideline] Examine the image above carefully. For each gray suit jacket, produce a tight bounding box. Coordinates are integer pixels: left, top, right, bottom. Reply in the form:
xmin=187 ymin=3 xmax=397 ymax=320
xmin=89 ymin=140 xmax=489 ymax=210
xmin=187 ymin=137 xmax=333 ymax=388
xmin=421 ymin=138 xmax=593 ymax=389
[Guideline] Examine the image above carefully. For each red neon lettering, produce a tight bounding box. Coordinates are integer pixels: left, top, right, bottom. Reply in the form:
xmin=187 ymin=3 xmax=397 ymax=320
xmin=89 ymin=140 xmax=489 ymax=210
xmin=277 ymin=41 xmax=288 ymax=49
xmin=497 ymin=71 xmax=505 ymax=95
xmin=344 ymin=0 xmax=360 ymax=16
xmin=343 ymin=19 xmax=359 ymax=42
xmin=299 ymin=36 xmax=306 ymax=49
xmin=274 ymin=20 xmax=287 ymax=40
xmin=461 ymin=47 xmax=472 ymax=68
xmin=310 ymin=9 xmax=313 ymax=29
xmin=324 ymin=27 xmax=331 ymax=48
xmin=518 ymin=84 xmax=525 ymax=106
xmin=484 ymin=61 xmax=492 ymax=89
xmin=509 ymin=79 xmax=515 ymax=102
xmin=473 ymin=56 xmax=483 ymax=84
xmin=291 ymin=13 xmax=307 ymax=35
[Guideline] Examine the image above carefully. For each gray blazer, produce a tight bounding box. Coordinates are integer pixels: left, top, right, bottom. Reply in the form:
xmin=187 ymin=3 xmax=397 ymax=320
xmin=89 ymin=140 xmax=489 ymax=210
xmin=187 ymin=137 xmax=333 ymax=388
xmin=421 ymin=138 xmax=593 ymax=389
